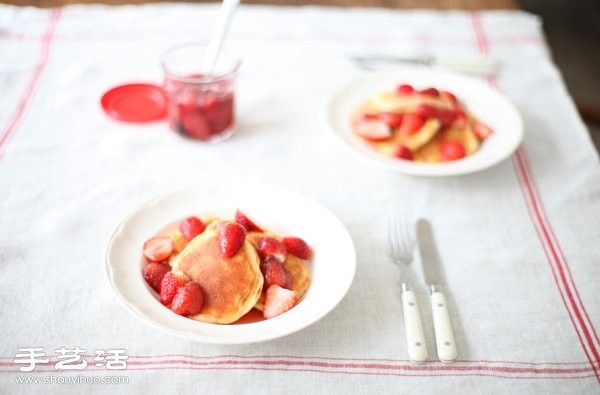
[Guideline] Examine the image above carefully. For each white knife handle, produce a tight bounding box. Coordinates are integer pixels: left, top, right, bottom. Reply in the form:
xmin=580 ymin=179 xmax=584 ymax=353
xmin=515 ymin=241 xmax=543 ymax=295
xmin=431 ymin=291 xmax=457 ymax=363
xmin=401 ymin=289 xmax=428 ymax=364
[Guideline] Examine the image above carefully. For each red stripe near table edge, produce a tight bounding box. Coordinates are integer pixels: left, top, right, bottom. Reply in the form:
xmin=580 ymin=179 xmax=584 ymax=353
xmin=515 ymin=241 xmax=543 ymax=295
xmin=470 ymin=11 xmax=600 ymax=385
xmin=0 ymin=8 xmax=598 ymax=382
xmin=0 ymin=8 xmax=62 ymax=159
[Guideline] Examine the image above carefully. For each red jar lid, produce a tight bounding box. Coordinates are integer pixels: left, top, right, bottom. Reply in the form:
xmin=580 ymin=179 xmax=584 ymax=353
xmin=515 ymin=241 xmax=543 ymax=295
xmin=101 ymin=83 xmax=167 ymax=123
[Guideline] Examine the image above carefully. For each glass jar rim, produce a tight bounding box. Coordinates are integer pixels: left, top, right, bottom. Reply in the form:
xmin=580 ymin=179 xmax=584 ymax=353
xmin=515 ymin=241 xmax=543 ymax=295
xmin=160 ymin=42 xmax=241 ymax=84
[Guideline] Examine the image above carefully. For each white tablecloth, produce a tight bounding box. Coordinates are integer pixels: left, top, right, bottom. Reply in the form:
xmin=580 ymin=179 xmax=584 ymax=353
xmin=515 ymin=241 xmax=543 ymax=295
xmin=1 ymin=4 xmax=599 ymax=393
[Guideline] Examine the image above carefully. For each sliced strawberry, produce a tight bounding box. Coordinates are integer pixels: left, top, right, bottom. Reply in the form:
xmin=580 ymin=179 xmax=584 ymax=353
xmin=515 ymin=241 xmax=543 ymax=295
xmin=171 ymin=282 xmax=204 ymax=316
xmin=263 ymin=285 xmax=298 ymax=319
xmin=454 ymin=109 xmax=467 ymax=128
xmin=414 ymin=104 xmax=439 ymax=118
xmin=437 ymin=109 xmax=457 ymax=129
xmin=282 ymin=237 xmax=312 ymax=260
xmin=160 ymin=272 xmax=189 ymax=306
xmin=393 ymin=145 xmax=414 ymax=160
xmin=142 ymin=263 xmax=171 ymax=293
xmin=217 ymin=222 xmax=247 ymax=258
xmin=398 ymin=114 xmax=426 ymax=135
xmin=441 ymin=140 xmax=466 ymax=161
xmin=354 ymin=120 xmax=392 ymax=141
xmin=419 ymin=87 xmax=439 ymax=97
xmin=142 ymin=236 xmax=174 ymax=262
xmin=260 ymin=256 xmax=292 ymax=289
xmin=258 ymin=236 xmax=287 ymax=262
xmin=357 ymin=113 xmax=379 ymax=122
xmin=440 ymin=90 xmax=458 ymax=105
xmin=378 ymin=112 xmax=404 ymax=128
xmin=472 ymin=122 xmax=493 ymax=140
xmin=395 ymin=84 xmax=414 ymax=95
xmin=235 ymin=210 xmax=264 ymax=232
xmin=179 ymin=216 xmax=206 ymax=241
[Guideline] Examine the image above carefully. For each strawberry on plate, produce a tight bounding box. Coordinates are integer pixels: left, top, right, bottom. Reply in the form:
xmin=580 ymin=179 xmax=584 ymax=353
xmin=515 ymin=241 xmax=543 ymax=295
xmin=354 ymin=120 xmax=392 ymax=141
xmin=398 ymin=114 xmax=426 ymax=136
xmin=393 ymin=145 xmax=413 ymax=160
xmin=441 ymin=140 xmax=466 ymax=161
xmin=235 ymin=210 xmax=264 ymax=232
xmin=472 ymin=122 xmax=493 ymax=140
xmin=263 ymin=285 xmax=298 ymax=319
xmin=160 ymin=272 xmax=189 ymax=306
xmin=258 ymin=236 xmax=287 ymax=263
xmin=179 ymin=216 xmax=206 ymax=241
xmin=260 ymin=256 xmax=292 ymax=290
xmin=171 ymin=282 xmax=204 ymax=316
xmin=282 ymin=237 xmax=312 ymax=260
xmin=217 ymin=222 xmax=247 ymax=258
xmin=142 ymin=236 xmax=174 ymax=262
xmin=142 ymin=263 xmax=171 ymax=293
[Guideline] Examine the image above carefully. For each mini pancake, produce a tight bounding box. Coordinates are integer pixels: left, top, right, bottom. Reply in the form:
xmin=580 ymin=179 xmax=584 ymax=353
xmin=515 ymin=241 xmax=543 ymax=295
xmin=171 ymin=227 xmax=263 ymax=324
xmin=245 ymin=231 xmax=311 ymax=311
xmin=413 ymin=125 xmax=480 ymax=162
xmin=254 ymin=255 xmax=311 ymax=311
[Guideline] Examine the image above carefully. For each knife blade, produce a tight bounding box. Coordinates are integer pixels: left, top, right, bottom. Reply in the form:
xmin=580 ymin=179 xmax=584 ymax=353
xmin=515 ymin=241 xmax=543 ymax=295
xmin=416 ymin=219 xmax=457 ymax=363
xmin=350 ymin=54 xmax=498 ymax=76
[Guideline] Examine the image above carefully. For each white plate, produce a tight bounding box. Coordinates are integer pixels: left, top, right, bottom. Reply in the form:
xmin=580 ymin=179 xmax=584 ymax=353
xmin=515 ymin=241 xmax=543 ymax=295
xmin=105 ymin=183 xmax=356 ymax=344
xmin=325 ymin=68 xmax=523 ymax=176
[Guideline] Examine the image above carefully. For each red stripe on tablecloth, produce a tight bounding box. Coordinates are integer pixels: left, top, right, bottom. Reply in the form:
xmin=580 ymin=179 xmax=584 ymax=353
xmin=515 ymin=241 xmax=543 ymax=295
xmin=470 ymin=11 xmax=600 ymax=385
xmin=517 ymin=148 xmax=600 ymax=347
xmin=0 ymin=8 xmax=61 ymax=159
xmin=1 ymin=357 xmax=597 ymax=375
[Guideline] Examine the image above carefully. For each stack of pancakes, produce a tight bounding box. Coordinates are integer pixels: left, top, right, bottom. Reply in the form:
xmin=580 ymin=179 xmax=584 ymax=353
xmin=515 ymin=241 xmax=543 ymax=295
xmin=353 ymin=92 xmax=481 ymax=162
xmin=170 ymin=221 xmax=310 ymax=324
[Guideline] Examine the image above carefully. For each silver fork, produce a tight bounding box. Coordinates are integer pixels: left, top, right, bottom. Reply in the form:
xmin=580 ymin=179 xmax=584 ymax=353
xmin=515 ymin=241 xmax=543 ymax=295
xmin=388 ymin=218 xmax=428 ymax=364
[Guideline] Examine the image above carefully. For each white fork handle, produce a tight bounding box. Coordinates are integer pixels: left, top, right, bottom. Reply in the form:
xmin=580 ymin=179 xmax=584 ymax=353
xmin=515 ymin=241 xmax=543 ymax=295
xmin=401 ymin=290 xmax=428 ymax=364
xmin=431 ymin=291 xmax=457 ymax=363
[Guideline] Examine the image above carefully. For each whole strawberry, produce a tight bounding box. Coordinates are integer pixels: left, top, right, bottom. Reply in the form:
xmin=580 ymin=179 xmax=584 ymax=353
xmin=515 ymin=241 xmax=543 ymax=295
xmin=171 ymin=282 xmax=204 ymax=316
xmin=160 ymin=272 xmax=189 ymax=306
xmin=217 ymin=222 xmax=247 ymax=258
xmin=142 ymin=263 xmax=171 ymax=293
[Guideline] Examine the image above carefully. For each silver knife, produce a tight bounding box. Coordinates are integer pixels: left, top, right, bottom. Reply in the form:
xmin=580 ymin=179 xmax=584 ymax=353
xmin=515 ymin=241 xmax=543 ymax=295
xmin=350 ymin=54 xmax=498 ymax=77
xmin=416 ymin=219 xmax=457 ymax=363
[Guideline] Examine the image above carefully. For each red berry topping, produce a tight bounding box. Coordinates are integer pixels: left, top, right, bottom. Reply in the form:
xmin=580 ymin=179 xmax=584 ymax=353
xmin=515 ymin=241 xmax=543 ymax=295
xmin=378 ymin=112 xmax=404 ymax=128
xmin=217 ymin=222 xmax=247 ymax=258
xmin=437 ymin=109 xmax=457 ymax=129
xmin=160 ymin=272 xmax=189 ymax=306
xmin=263 ymin=285 xmax=298 ymax=319
xmin=440 ymin=90 xmax=458 ymax=104
xmin=235 ymin=210 xmax=264 ymax=232
xmin=441 ymin=140 xmax=466 ymax=161
xmin=142 ymin=263 xmax=171 ymax=293
xmin=354 ymin=120 xmax=392 ymax=141
xmin=142 ymin=236 xmax=174 ymax=262
xmin=396 ymin=84 xmax=414 ymax=95
xmin=358 ymin=113 xmax=379 ymax=122
xmin=393 ymin=145 xmax=414 ymax=160
xmin=260 ymin=256 xmax=292 ymax=290
xmin=179 ymin=216 xmax=206 ymax=241
xmin=398 ymin=113 xmax=426 ymax=135
xmin=171 ymin=282 xmax=204 ymax=316
xmin=419 ymin=87 xmax=439 ymax=96
xmin=454 ymin=109 xmax=467 ymax=128
xmin=258 ymin=236 xmax=288 ymax=263
xmin=414 ymin=104 xmax=439 ymax=118
xmin=472 ymin=122 xmax=493 ymax=139
xmin=282 ymin=237 xmax=312 ymax=260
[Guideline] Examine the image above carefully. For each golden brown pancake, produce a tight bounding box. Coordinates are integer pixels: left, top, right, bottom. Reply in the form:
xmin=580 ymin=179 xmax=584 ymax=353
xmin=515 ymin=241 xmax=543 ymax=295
xmin=171 ymin=227 xmax=263 ymax=324
xmin=413 ymin=125 xmax=481 ymax=162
